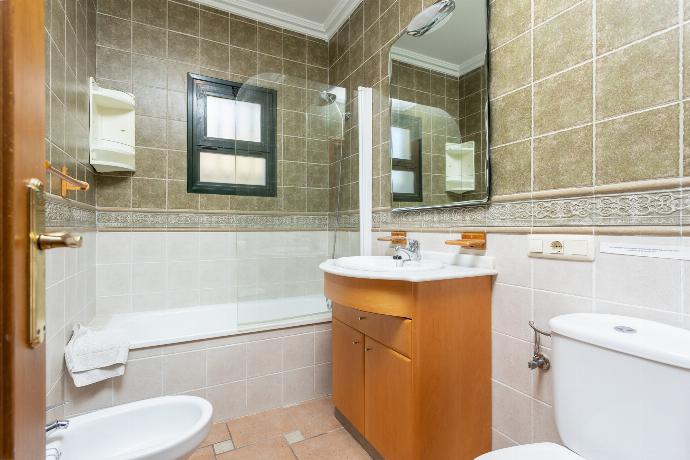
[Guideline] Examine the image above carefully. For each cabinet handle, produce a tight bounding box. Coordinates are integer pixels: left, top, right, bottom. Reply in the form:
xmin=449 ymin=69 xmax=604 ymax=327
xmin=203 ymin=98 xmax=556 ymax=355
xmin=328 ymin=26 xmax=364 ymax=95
xmin=365 ymin=347 xmax=373 ymax=352
xmin=352 ymin=340 xmax=360 ymax=345
xmin=358 ymin=316 xmax=366 ymax=320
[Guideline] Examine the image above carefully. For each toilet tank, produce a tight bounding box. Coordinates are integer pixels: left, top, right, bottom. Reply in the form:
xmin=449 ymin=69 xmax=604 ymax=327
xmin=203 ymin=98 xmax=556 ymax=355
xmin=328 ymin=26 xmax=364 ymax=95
xmin=549 ymin=314 xmax=690 ymax=460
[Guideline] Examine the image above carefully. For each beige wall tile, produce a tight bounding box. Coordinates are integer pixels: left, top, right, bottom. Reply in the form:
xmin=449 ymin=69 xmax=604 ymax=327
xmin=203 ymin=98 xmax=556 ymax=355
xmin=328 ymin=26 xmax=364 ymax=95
xmin=490 ymin=140 xmax=531 ymax=196
xmin=283 ymin=367 xmax=315 ymax=405
xmin=492 ymin=333 xmax=531 ymax=394
xmin=492 ymin=283 xmax=532 ymax=341
xmin=533 ymin=1 xmax=592 ymax=79
xmin=206 ymin=381 xmax=247 ymax=422
xmin=597 ymin=0 xmax=677 ymax=54
xmin=246 ymin=373 xmax=283 ymax=414
xmin=492 ymin=428 xmax=518 ymax=450
xmin=314 ymin=363 xmax=332 ymax=397
xmin=163 ymin=350 xmax=206 ymax=394
xmin=532 ymin=401 xmax=562 ymax=444
xmin=113 ymin=357 xmax=163 ymax=404
xmin=246 ymin=339 xmax=283 ymax=378
xmin=492 ymin=381 xmax=532 ymax=444
xmin=534 ymin=125 xmax=593 ymax=190
xmin=207 ymin=344 xmax=247 ymax=386
xmin=595 ymin=105 xmax=679 ymax=184
xmin=489 ymin=0 xmax=531 ymax=49
xmin=283 ymin=333 xmax=315 ymax=370
xmin=489 ymin=34 xmax=531 ymax=97
xmin=533 ymin=291 xmax=593 ymax=347
xmin=534 ymin=63 xmax=592 ymax=135
xmin=596 ymin=30 xmax=679 ymax=120
xmin=490 ymin=88 xmax=531 ymax=146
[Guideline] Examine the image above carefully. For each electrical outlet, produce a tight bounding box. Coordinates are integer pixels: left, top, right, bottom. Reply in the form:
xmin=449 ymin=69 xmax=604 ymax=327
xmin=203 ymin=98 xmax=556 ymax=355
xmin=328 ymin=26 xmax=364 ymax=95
xmin=528 ymin=235 xmax=594 ymax=261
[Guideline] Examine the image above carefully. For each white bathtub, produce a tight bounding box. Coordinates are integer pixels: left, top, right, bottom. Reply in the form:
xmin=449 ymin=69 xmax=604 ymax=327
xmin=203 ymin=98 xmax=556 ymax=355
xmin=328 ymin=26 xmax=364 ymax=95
xmin=103 ymin=295 xmax=331 ymax=349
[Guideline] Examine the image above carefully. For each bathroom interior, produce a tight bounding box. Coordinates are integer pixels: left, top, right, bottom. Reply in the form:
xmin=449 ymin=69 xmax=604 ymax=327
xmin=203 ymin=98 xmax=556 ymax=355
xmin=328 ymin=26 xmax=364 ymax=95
xmin=2 ymin=0 xmax=690 ymax=458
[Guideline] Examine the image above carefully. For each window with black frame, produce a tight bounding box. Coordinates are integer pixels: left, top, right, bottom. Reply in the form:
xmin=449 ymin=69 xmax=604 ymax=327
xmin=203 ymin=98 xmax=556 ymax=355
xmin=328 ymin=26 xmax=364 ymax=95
xmin=187 ymin=73 xmax=277 ymax=196
xmin=391 ymin=112 xmax=423 ymax=202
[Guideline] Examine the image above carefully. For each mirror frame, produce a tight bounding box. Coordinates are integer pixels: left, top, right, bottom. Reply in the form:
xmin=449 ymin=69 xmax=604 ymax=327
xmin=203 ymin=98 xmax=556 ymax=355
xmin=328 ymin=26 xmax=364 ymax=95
xmin=387 ymin=0 xmax=491 ymax=212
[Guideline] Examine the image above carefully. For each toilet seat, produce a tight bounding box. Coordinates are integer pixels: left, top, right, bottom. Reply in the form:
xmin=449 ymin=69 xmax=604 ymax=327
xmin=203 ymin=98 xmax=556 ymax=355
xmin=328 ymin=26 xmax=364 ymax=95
xmin=475 ymin=442 xmax=583 ymax=460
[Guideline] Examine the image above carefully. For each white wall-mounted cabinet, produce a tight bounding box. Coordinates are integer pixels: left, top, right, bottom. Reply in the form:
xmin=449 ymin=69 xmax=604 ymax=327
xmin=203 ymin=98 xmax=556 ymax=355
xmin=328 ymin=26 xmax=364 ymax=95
xmin=89 ymin=77 xmax=136 ymax=172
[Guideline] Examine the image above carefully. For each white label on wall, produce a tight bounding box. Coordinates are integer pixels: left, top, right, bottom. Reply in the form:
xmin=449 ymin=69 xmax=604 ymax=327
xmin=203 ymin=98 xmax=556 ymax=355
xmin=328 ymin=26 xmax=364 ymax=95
xmin=600 ymin=242 xmax=690 ymax=260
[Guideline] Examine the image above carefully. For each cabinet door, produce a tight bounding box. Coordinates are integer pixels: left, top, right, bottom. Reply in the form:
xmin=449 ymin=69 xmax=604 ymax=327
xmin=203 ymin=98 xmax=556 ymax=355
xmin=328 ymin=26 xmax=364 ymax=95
xmin=332 ymin=319 xmax=365 ymax=432
xmin=365 ymin=336 xmax=414 ymax=460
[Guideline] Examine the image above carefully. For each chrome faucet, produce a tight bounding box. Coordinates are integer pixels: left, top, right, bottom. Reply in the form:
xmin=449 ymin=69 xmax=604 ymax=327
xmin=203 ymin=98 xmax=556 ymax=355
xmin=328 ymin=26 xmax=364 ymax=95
xmin=45 ymin=419 xmax=69 ymax=434
xmin=394 ymin=239 xmax=421 ymax=263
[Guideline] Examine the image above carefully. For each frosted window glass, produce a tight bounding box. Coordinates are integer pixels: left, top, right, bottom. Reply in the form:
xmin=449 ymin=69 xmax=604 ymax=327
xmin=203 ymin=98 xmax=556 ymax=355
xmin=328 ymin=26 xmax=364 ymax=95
xmin=235 ymin=101 xmax=262 ymax=142
xmin=206 ymin=96 xmax=236 ymax=139
xmin=206 ymin=97 xmax=262 ymax=142
xmin=236 ymin=155 xmax=266 ymax=185
xmin=199 ymin=151 xmax=235 ymax=183
xmin=199 ymin=151 xmax=266 ymax=186
xmin=391 ymin=127 xmax=411 ymax=160
xmin=392 ymin=170 xmax=415 ymax=194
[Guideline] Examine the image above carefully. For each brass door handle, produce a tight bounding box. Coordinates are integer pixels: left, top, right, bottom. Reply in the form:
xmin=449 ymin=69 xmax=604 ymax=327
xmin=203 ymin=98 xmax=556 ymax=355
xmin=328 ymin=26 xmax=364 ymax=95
xmin=36 ymin=232 xmax=82 ymax=250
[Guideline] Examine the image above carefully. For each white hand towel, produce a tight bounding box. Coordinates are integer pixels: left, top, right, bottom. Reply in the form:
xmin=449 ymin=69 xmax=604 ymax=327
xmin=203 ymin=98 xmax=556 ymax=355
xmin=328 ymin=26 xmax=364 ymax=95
xmin=65 ymin=324 xmax=129 ymax=387
xmin=70 ymin=364 xmax=126 ymax=387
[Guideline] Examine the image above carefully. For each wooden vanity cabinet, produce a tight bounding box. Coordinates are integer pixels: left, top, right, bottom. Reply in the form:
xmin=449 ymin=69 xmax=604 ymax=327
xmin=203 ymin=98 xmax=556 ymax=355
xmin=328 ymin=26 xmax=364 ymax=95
xmin=326 ymin=273 xmax=492 ymax=460
xmin=332 ymin=319 xmax=365 ymax=432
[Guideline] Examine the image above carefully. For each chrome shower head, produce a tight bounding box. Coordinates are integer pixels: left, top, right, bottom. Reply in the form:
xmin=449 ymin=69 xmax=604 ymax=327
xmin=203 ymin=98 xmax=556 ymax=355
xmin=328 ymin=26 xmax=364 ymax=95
xmin=319 ymin=91 xmax=338 ymax=105
xmin=406 ymin=0 xmax=455 ymax=37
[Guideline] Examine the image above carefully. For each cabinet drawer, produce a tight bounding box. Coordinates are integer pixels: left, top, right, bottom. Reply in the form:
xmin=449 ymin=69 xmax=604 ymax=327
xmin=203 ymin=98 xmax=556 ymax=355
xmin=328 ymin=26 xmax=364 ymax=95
xmin=333 ymin=303 xmax=412 ymax=358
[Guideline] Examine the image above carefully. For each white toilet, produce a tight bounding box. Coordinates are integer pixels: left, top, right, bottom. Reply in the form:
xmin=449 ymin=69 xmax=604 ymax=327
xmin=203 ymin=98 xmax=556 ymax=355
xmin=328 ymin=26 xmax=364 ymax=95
xmin=477 ymin=313 xmax=690 ymax=460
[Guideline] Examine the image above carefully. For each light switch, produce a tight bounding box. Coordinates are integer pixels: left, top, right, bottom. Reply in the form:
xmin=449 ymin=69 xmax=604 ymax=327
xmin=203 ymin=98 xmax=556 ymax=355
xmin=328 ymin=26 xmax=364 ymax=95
xmin=529 ymin=239 xmax=543 ymax=253
xmin=565 ymin=240 xmax=588 ymax=256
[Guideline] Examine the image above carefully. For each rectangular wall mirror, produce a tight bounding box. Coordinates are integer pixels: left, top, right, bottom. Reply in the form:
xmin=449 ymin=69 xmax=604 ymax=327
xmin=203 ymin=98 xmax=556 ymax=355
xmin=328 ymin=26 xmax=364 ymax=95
xmin=389 ymin=0 xmax=489 ymax=210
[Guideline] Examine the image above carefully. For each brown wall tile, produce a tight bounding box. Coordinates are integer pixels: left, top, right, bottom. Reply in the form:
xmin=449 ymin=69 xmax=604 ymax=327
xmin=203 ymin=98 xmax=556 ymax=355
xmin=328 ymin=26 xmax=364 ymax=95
xmin=533 ymin=1 xmax=592 ymax=79
xmin=597 ymin=0 xmax=677 ymax=54
xmin=490 ymin=88 xmax=531 ymax=146
xmin=133 ymin=0 xmax=167 ymax=28
xmin=132 ymin=178 xmax=166 ymax=208
xmin=490 ymin=140 xmax=531 ymax=195
xmin=533 ymin=0 xmax=580 ymax=24
xmin=596 ymin=30 xmax=678 ymax=120
xmin=596 ymin=105 xmax=679 ymax=184
xmin=534 ymin=125 xmax=593 ymax=190
xmin=534 ymin=63 xmax=592 ymax=135
xmin=489 ymin=34 xmax=531 ymax=97
xmin=200 ymin=10 xmax=229 ymax=44
xmin=489 ymin=0 xmax=530 ymax=49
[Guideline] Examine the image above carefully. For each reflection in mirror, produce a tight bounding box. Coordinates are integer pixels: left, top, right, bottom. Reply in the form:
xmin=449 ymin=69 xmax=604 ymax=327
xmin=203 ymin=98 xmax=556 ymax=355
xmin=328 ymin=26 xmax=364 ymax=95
xmin=389 ymin=0 xmax=489 ymax=210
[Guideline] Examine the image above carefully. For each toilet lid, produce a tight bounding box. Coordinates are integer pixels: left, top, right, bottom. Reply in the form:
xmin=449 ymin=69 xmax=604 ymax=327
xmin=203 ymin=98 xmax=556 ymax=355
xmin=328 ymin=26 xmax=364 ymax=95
xmin=475 ymin=443 xmax=583 ymax=460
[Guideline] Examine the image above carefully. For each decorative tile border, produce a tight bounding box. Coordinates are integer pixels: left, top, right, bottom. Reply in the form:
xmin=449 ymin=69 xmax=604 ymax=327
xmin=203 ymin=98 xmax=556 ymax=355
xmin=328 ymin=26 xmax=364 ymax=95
xmin=45 ymin=194 xmax=97 ymax=230
xmin=373 ymin=189 xmax=688 ymax=230
xmin=96 ymin=210 xmax=329 ymax=230
xmin=46 ymin=188 xmax=689 ymax=232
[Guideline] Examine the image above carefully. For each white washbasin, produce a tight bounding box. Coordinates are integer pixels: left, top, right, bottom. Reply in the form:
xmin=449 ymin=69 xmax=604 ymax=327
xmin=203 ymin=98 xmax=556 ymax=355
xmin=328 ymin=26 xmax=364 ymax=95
xmin=46 ymin=396 xmax=212 ymax=460
xmin=333 ymin=256 xmax=444 ymax=272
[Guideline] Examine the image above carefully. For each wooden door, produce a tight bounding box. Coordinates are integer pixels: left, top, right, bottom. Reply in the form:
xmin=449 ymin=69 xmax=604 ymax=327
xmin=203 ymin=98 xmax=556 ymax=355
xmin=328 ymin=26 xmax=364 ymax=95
xmin=364 ymin=336 xmax=414 ymax=460
xmin=332 ymin=319 xmax=365 ymax=432
xmin=1 ymin=0 xmax=47 ymax=458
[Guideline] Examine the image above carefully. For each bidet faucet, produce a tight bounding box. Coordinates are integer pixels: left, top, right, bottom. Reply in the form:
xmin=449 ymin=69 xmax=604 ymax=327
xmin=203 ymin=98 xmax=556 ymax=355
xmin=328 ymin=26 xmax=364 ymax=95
xmin=45 ymin=419 xmax=69 ymax=434
xmin=394 ymin=239 xmax=421 ymax=263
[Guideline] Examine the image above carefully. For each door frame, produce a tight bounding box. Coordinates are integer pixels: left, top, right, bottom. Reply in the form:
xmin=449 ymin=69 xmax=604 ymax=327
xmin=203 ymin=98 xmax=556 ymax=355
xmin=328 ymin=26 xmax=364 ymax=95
xmin=1 ymin=0 xmax=47 ymax=458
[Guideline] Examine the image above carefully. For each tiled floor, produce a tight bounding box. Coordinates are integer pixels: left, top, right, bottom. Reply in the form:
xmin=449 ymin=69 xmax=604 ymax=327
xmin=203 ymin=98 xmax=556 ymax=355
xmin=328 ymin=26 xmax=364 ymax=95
xmin=188 ymin=398 xmax=372 ymax=460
